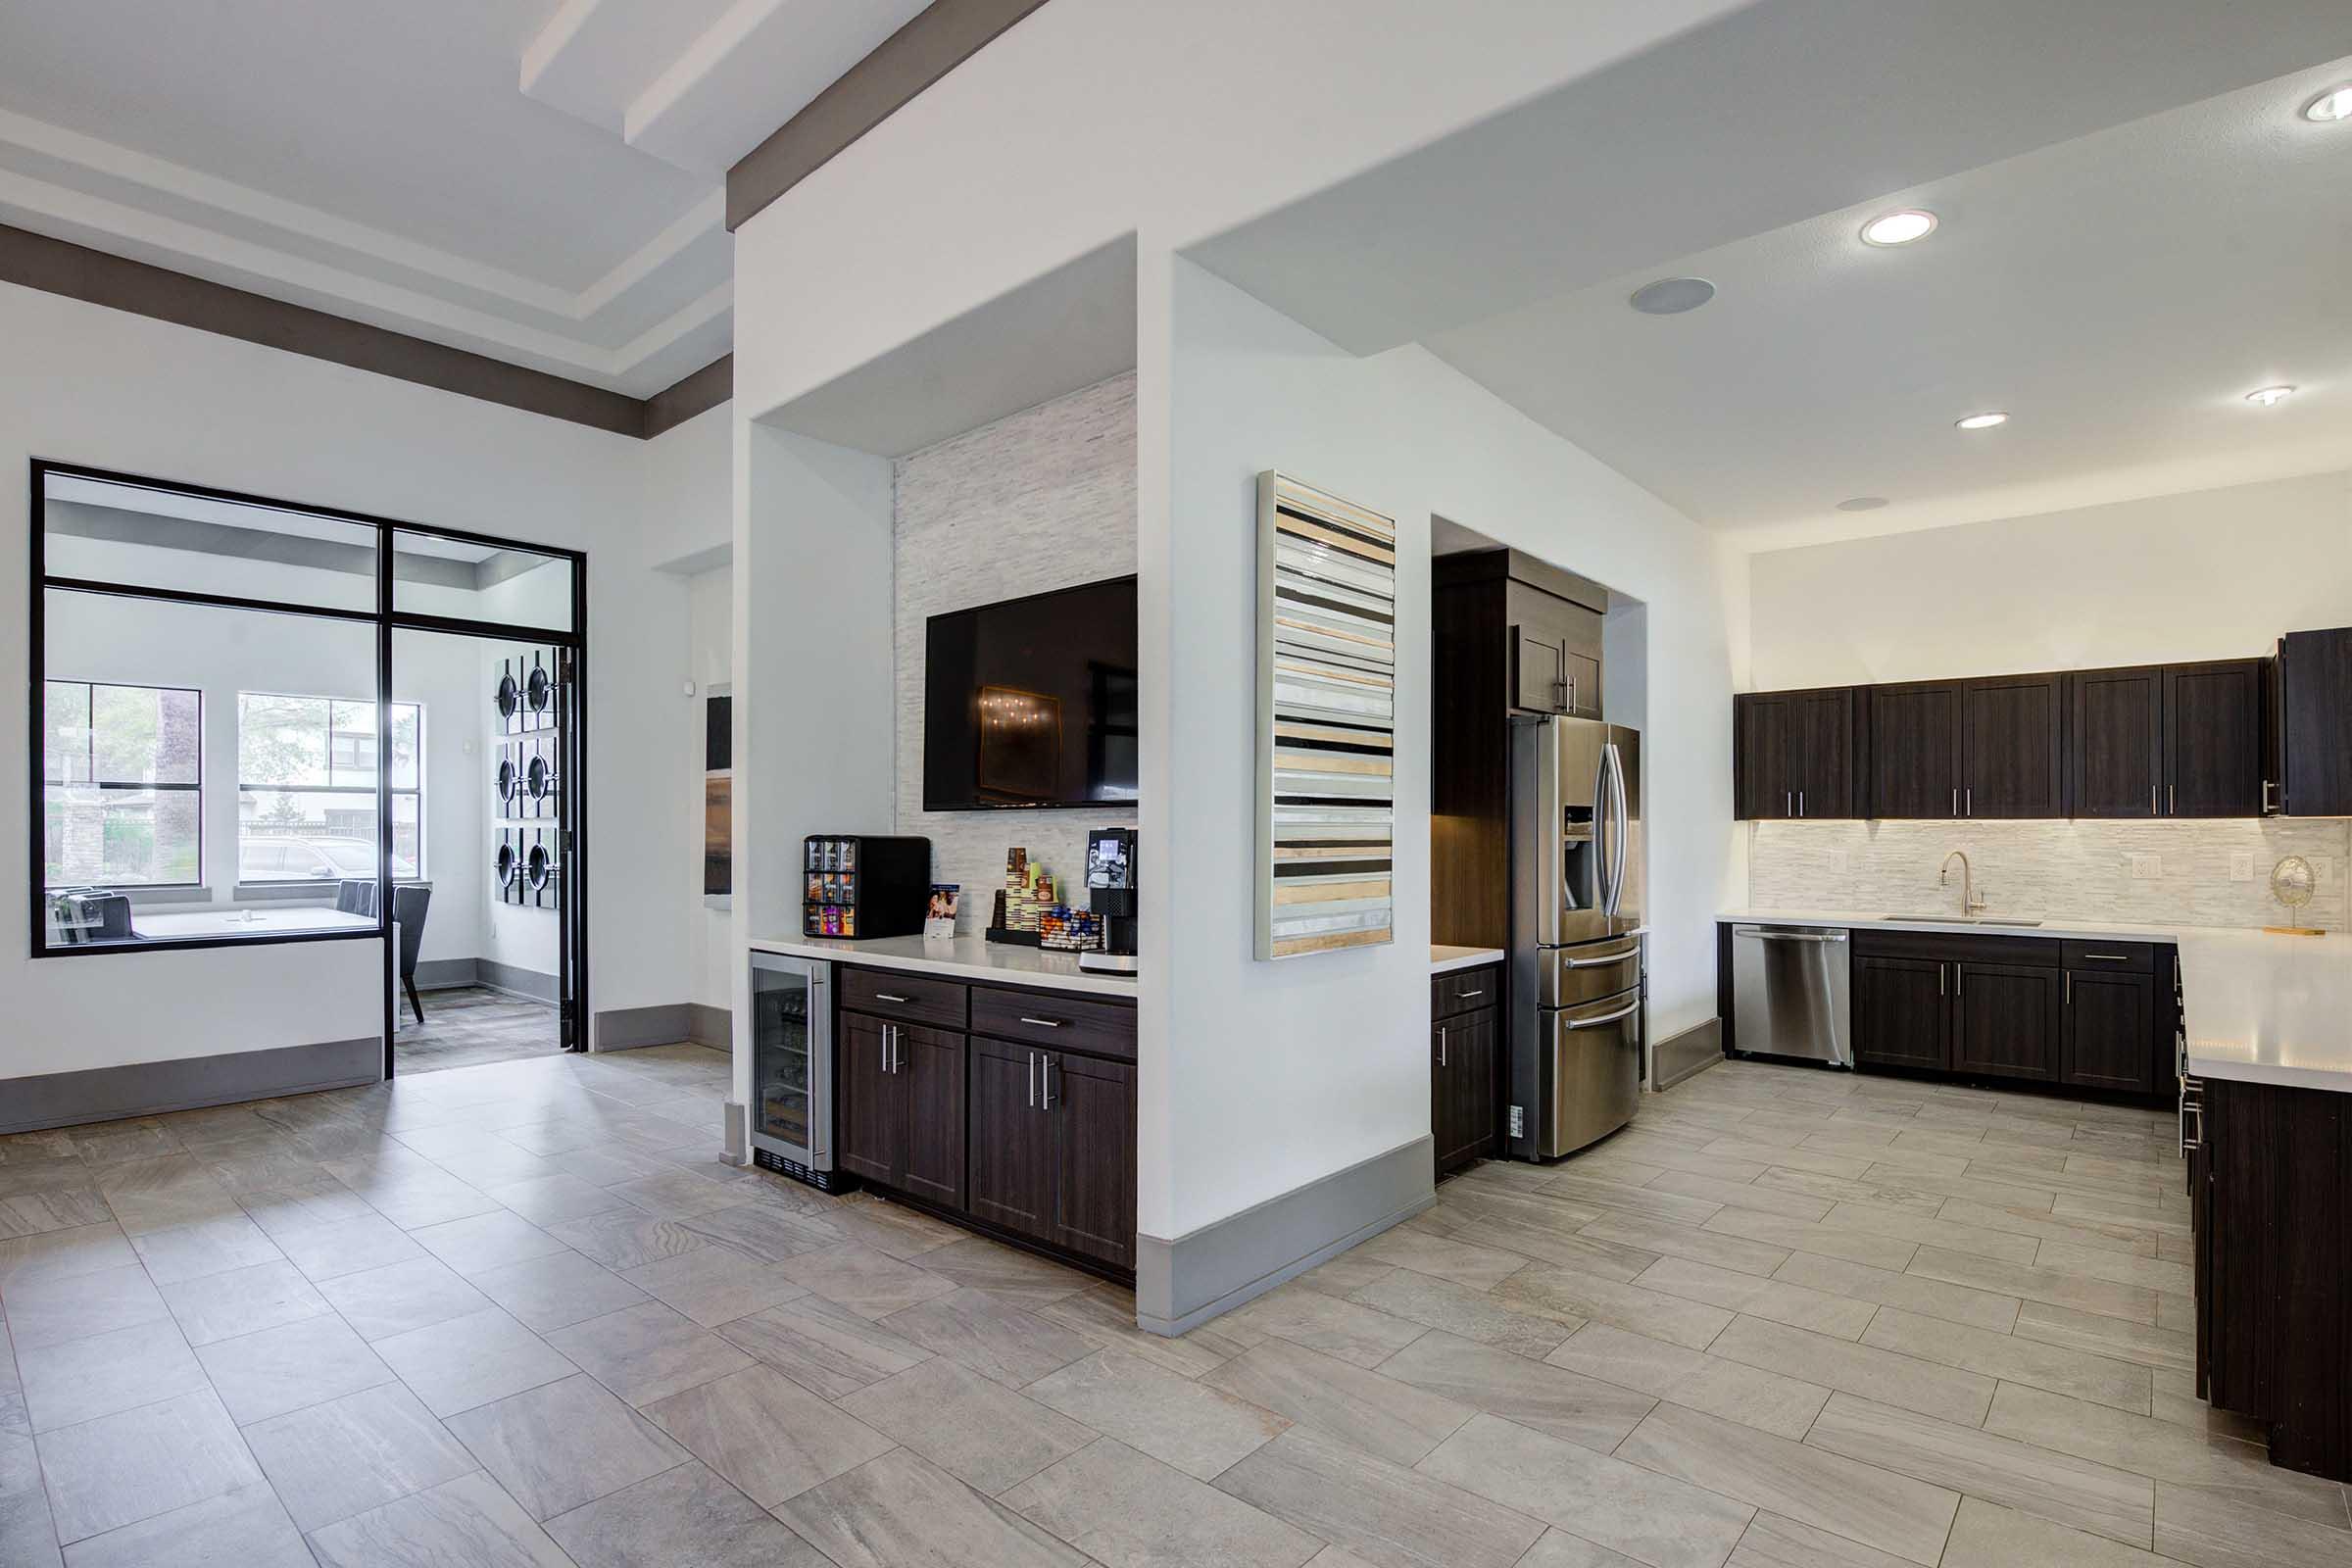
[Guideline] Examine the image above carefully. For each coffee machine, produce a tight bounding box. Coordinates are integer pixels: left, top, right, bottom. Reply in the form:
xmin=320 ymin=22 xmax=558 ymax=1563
xmin=1077 ymin=827 xmax=1138 ymax=975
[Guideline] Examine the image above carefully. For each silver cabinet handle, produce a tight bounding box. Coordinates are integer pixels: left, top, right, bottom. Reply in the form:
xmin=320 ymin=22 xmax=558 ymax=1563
xmin=1027 ymin=1051 xmax=1037 ymax=1107
xmin=2066 ymin=971 xmax=2072 ymax=1004
xmin=1965 ymin=787 xmax=1972 ymax=816
xmin=874 ymin=992 xmax=910 ymax=1004
xmin=2151 ymin=784 xmax=2158 ymax=815
xmin=1785 ymin=790 xmax=1792 ymax=817
xmin=1565 ymin=999 xmax=1641 ymax=1030
xmin=1939 ymin=961 xmax=1946 ymax=997
xmin=2081 ymin=952 xmax=2132 ymax=961
xmin=882 ymin=1024 xmax=892 ymax=1073
xmin=1456 ymin=989 xmax=1485 ymax=1000
xmin=1438 ymin=1024 xmax=1448 ymax=1067
xmin=1951 ymin=787 xmax=1959 ymax=816
xmin=1955 ymin=964 xmax=1964 ymax=998
xmin=1042 ymin=1054 xmax=1055 ymax=1110
xmin=1018 ymin=1016 xmax=1062 ymax=1028
xmin=2179 ymin=1080 xmax=2203 ymax=1154
xmin=1563 ymin=948 xmax=1642 ymax=965
xmin=2170 ymin=784 xmax=2176 ymax=814
xmin=1732 ymin=929 xmax=1843 ymax=945
xmin=2263 ymin=779 xmax=2278 ymax=814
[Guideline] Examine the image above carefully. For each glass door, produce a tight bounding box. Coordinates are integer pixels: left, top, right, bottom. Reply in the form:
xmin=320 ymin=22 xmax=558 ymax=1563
xmin=750 ymin=955 xmax=828 ymax=1165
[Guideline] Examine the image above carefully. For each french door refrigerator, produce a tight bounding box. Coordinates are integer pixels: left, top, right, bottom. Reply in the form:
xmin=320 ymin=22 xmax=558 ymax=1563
xmin=1507 ymin=714 xmax=1644 ymax=1160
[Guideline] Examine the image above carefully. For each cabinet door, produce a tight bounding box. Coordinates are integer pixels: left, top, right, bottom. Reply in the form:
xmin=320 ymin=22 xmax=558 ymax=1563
xmin=2071 ymin=666 xmax=2162 ymax=818
xmin=1951 ymin=961 xmax=2061 ymax=1081
xmin=2164 ymin=662 xmax=2263 ymax=817
xmin=966 ymin=1037 xmax=1054 ymax=1242
xmin=1737 ymin=695 xmax=1792 ymax=820
xmin=1796 ymin=690 xmax=1856 ymax=818
xmin=1852 ymin=956 xmax=1949 ymax=1070
xmin=1432 ymin=1010 xmax=1495 ymax=1174
xmin=2063 ymin=969 xmax=2154 ymax=1094
xmin=1512 ymin=628 xmax=1565 ymax=713
xmin=835 ymin=1013 xmax=903 ymax=1187
xmin=1964 ymin=675 xmax=2064 ymax=818
xmin=1560 ymin=649 xmax=1601 ymax=720
xmin=2280 ymin=628 xmax=2352 ymax=817
xmin=1868 ymin=682 xmax=1963 ymax=818
xmin=898 ymin=1023 xmax=966 ymax=1210
xmin=1048 ymin=1052 xmax=1136 ymax=1270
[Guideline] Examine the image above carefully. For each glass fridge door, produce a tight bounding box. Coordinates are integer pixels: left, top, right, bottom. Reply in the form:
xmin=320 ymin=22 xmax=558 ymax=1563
xmin=752 ymin=957 xmax=815 ymax=1157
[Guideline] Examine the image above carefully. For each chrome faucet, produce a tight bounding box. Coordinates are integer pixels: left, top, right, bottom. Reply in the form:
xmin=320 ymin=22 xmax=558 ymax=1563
xmin=1939 ymin=851 xmax=1986 ymax=916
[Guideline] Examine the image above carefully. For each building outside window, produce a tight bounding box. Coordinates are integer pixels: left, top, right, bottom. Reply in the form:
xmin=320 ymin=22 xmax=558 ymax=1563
xmin=42 ymin=681 xmax=202 ymax=888
xmin=237 ymin=694 xmax=422 ymax=882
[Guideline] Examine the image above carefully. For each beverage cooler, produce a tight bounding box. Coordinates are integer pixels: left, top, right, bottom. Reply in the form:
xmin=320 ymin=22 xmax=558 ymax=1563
xmin=748 ymin=953 xmax=849 ymax=1191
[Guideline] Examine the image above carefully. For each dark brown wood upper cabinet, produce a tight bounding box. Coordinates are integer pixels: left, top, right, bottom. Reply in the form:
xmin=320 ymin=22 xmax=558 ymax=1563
xmin=2070 ymin=665 xmax=2163 ymax=818
xmin=2163 ymin=662 xmax=2264 ymax=817
xmin=1866 ymin=681 xmax=1965 ymax=818
xmin=1961 ymin=674 xmax=2065 ymax=818
xmin=2279 ymin=627 xmax=2352 ymax=817
xmin=1734 ymin=687 xmax=1856 ymax=819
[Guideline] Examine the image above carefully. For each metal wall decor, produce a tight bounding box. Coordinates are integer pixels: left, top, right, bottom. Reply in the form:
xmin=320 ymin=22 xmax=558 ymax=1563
xmin=1254 ymin=471 xmax=1396 ymax=959
xmin=491 ymin=649 xmax=562 ymax=909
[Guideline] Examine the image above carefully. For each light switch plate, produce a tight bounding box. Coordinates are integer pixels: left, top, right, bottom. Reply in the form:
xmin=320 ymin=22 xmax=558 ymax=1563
xmin=2131 ymin=853 xmax=2161 ymax=880
xmin=2230 ymin=851 xmax=2255 ymax=882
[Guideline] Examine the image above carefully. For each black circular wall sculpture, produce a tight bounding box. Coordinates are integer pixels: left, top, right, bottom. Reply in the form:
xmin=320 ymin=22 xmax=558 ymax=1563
xmin=496 ymin=843 xmax=517 ymax=887
xmin=526 ymin=665 xmax=553 ymax=713
xmin=497 ymin=758 xmax=518 ymax=803
xmin=496 ymin=672 xmax=519 ymax=719
xmin=525 ymin=755 xmax=551 ymax=801
xmin=525 ymin=843 xmax=552 ymax=891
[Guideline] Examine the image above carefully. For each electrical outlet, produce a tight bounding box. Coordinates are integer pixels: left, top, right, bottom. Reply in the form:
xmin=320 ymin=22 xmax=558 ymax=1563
xmin=2131 ymin=853 xmax=2161 ymax=880
xmin=2230 ymin=851 xmax=2255 ymax=882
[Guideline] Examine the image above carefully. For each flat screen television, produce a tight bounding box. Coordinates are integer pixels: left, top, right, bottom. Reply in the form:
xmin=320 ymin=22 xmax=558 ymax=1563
xmin=923 ymin=575 xmax=1139 ymax=810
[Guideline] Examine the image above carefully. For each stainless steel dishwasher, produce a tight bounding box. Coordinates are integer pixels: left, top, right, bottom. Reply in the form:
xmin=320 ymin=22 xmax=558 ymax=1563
xmin=1730 ymin=924 xmax=1852 ymax=1067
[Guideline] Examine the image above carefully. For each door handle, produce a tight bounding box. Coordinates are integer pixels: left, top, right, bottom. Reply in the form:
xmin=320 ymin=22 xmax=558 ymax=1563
xmin=2263 ymin=779 xmax=2278 ymax=814
xmin=2169 ymin=784 xmax=2176 ymax=814
xmin=1439 ymin=1024 xmax=1448 ymax=1067
xmin=1965 ymin=787 xmax=1972 ymax=816
xmin=2066 ymin=971 xmax=2072 ymax=1004
xmin=1951 ymin=788 xmax=1959 ymax=817
xmin=1798 ymin=790 xmax=1805 ymax=817
xmin=1565 ymin=1000 xmax=1641 ymax=1030
xmin=2151 ymin=785 xmax=2158 ymax=815
xmin=1939 ymin=962 xmax=1946 ymax=997
xmin=1027 ymin=1050 xmax=1036 ymax=1107
xmin=1955 ymin=965 xmax=1964 ymax=998
xmin=1785 ymin=791 xmax=1791 ymax=817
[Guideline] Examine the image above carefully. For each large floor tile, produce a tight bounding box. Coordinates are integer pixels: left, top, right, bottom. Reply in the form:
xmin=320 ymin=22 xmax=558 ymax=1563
xmin=838 ymin=1356 xmax=1093 ymax=1495
xmin=2 ymin=1263 xmax=169 ymax=1349
xmin=445 ymin=1372 xmax=686 ymax=1520
xmin=546 ymin=1459 xmax=830 ymax=1568
xmin=242 ymin=1381 xmax=476 ymax=1531
xmin=33 ymin=1389 xmax=263 ymax=1544
xmin=1201 ymin=1339 xmax=1471 ymax=1469
xmin=59 ymin=1480 xmax=313 ymax=1568
xmin=1025 ymin=1348 xmax=1287 ymax=1480
xmin=1905 ymin=1245 xmax=2157 ymax=1324
xmin=1579 ymin=1210 xmax=1794 ymax=1278
xmin=1376 ymin=1330 xmax=1654 ymax=1454
xmin=714 ymin=1296 xmax=935 ymax=1398
xmin=1860 ymin=1305 xmax=2151 ymax=1413
xmin=1030 ymin=1283 xmax=1247 ymax=1379
xmin=123 ymin=1215 xmax=285 ymax=1288
xmin=306 ymin=1469 xmax=573 ymax=1568
xmin=93 ymin=1156 xmax=240 ymax=1237
xmin=270 ymin=1212 xmax=426 ymax=1283
xmin=374 ymin=1305 xmax=579 ymax=1417
xmin=1616 ymin=1400 xmax=1958 ymax=1567
xmin=411 ymin=1209 xmax=569 ymax=1277
xmin=471 ymin=1248 xmax=652 ymax=1331
xmin=16 ymin=1319 xmax=208 ymax=1431
xmin=675 ymin=1202 xmax=840 ymax=1264
xmin=1939 ymin=1495 xmax=2174 ymax=1568
xmin=158 ymin=1258 xmax=328 ymax=1347
xmin=196 ymin=1312 xmax=395 ymax=1424
xmin=1215 ymin=1424 xmax=1544 ymax=1568
xmin=880 ymin=1285 xmax=1098 ymax=1388
xmin=1726 ymin=1511 xmax=1918 ymax=1568
xmin=913 ymin=1237 xmax=1095 ymax=1305
xmin=546 ymin=1210 xmax=711 ymax=1270
xmin=1708 ymin=1314 xmax=1994 ymax=1426
xmin=0 ymin=1225 xmax=138 ymax=1291
xmin=1631 ymin=1255 xmax=1879 ymax=1340
xmin=1698 ymin=1208 xmax=1921 ymax=1272
xmin=1491 ymin=1264 xmax=1735 ymax=1350
xmin=1544 ymin=1322 xmax=1829 ymax=1440
xmin=316 ymin=1254 xmax=492 ymax=1341
xmin=1770 ymin=1250 xmax=2020 ymax=1334
xmin=2154 ymin=1482 xmax=2352 ymax=1568
xmin=2013 ymin=1298 xmax=2194 ymax=1372
xmin=621 ymin=1242 xmax=807 ymax=1327
xmin=1420 ymin=1409 xmax=1753 ymax=1568
xmin=640 ymin=1363 xmax=894 ymax=1507
xmin=776 ymin=1242 xmax=957 ymax=1320
xmin=1353 ymin=1227 xmax=1528 ymax=1291
xmin=781 ymin=1447 xmax=1089 ymax=1567
xmin=1221 ymin=1284 xmax=1431 ymax=1368
xmin=1004 ymin=1437 xmax=1324 ymax=1568
xmin=546 ymin=1299 xmax=753 ymax=1407
xmin=0 ymin=1430 xmax=58 ymax=1566
xmin=1343 ymin=1267 xmax=1572 ymax=1357
xmin=1805 ymin=1392 xmax=2152 ymax=1545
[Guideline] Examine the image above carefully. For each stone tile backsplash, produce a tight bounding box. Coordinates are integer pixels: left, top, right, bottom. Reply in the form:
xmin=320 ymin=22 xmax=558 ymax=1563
xmin=1748 ymin=817 xmax=2348 ymax=931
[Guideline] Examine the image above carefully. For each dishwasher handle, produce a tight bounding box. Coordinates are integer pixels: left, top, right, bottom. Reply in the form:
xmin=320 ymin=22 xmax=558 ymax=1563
xmin=1732 ymin=925 xmax=1848 ymax=944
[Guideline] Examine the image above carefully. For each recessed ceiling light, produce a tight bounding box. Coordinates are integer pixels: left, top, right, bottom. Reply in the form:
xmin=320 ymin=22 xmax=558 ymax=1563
xmin=1629 ymin=277 xmax=1716 ymax=316
xmin=1860 ymin=209 xmax=1937 ymax=247
xmin=1955 ymin=412 xmax=2009 ymax=430
xmin=2246 ymin=385 xmax=2296 ymax=408
xmin=2304 ymin=84 xmax=2352 ymax=122
xmin=1837 ymin=497 xmax=1889 ymax=512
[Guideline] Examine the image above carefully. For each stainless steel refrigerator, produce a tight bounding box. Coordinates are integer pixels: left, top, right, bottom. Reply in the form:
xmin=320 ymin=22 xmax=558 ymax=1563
xmin=1507 ymin=714 xmax=1643 ymax=1160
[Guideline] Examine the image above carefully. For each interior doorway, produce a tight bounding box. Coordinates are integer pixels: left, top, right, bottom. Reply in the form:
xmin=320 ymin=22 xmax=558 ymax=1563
xmin=384 ymin=534 xmax=585 ymax=1076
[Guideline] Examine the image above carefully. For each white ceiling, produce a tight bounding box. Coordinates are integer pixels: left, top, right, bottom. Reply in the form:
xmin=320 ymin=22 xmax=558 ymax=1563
xmin=0 ymin=0 xmax=916 ymax=396
xmin=1189 ymin=0 xmax=2352 ymax=549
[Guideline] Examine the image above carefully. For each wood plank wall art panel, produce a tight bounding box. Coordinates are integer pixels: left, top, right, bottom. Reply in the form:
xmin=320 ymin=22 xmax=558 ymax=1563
xmin=1255 ymin=472 xmax=1396 ymax=959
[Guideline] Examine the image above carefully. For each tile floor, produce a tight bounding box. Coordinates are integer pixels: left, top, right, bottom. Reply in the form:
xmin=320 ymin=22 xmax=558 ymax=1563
xmin=394 ymin=985 xmax=561 ymax=1074
xmin=3 ymin=1048 xmax=2347 ymax=1567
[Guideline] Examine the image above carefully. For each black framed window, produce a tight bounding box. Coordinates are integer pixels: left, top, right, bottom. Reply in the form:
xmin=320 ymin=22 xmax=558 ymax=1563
xmin=237 ymin=695 xmax=423 ymax=882
xmin=41 ymin=681 xmax=202 ymax=888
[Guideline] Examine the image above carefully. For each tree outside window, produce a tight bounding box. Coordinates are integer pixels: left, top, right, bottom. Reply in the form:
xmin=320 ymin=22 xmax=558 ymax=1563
xmin=42 ymin=682 xmax=202 ymax=887
xmin=237 ymin=694 xmax=422 ymax=881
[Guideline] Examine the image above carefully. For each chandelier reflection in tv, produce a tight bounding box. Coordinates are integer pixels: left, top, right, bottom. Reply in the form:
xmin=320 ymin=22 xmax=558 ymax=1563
xmin=924 ymin=575 xmax=1139 ymax=809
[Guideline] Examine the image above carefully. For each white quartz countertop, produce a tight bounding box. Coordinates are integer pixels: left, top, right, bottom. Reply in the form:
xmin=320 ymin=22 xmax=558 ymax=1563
xmin=1432 ymin=945 xmax=1506 ymax=974
xmin=2179 ymin=930 xmax=2352 ymax=1092
xmin=1717 ymin=908 xmax=2186 ymax=944
xmin=747 ymin=934 xmax=1137 ymax=998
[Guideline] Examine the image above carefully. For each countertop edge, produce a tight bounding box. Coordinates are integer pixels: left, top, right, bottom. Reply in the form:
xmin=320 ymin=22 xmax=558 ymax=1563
xmin=747 ymin=935 xmax=1139 ymax=998
xmin=2183 ymin=1053 xmax=2352 ymax=1094
xmin=1717 ymin=909 xmax=2185 ymax=944
xmin=1431 ymin=946 xmax=1506 ymax=975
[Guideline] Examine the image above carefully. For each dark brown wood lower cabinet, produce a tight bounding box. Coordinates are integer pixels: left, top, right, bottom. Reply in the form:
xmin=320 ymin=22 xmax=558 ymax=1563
xmin=2062 ymin=969 xmax=2155 ymax=1094
xmin=1050 ymin=1051 xmax=1138 ymax=1270
xmin=1852 ymin=956 xmax=1948 ymax=1071
xmin=1950 ymin=961 xmax=2060 ymax=1082
xmin=836 ymin=1012 xmax=902 ymax=1187
xmin=899 ymin=1023 xmax=966 ymax=1209
xmin=966 ymin=1036 xmax=1055 ymax=1241
xmin=1433 ymin=1008 xmax=1498 ymax=1174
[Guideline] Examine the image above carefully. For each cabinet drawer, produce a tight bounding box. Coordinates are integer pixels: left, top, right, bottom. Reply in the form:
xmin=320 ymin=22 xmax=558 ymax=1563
xmin=1432 ymin=964 xmax=1502 ymax=1020
xmin=1853 ymin=929 xmax=2061 ymax=967
xmin=840 ymin=966 xmax=966 ymax=1029
xmin=2063 ymin=940 xmax=2154 ymax=973
xmin=972 ymin=987 xmax=1136 ymax=1061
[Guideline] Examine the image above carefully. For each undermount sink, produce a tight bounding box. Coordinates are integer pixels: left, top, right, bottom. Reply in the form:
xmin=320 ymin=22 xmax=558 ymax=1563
xmin=1881 ymin=914 xmax=2043 ymax=927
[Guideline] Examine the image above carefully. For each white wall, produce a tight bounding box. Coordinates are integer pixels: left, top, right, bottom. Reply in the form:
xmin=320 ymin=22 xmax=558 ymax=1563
xmin=1748 ymin=470 xmax=2352 ymax=689
xmin=1156 ymin=259 xmax=1743 ymax=1240
xmin=2 ymin=280 xmax=715 ymax=1075
xmin=688 ymin=564 xmax=733 ymax=1012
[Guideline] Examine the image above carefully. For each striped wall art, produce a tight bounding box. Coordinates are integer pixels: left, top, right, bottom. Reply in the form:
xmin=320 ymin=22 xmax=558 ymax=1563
xmin=1255 ymin=471 xmax=1396 ymax=959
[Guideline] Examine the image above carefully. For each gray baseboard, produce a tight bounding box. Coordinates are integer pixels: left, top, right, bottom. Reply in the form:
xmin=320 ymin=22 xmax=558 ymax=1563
xmin=723 ymin=1102 xmax=749 ymax=1166
xmin=1135 ymin=1134 xmax=1435 ymax=1337
xmin=595 ymin=1004 xmax=695 ymax=1052
xmin=0 ymin=1037 xmax=382 ymax=1134
xmin=413 ymin=957 xmax=478 ymax=992
xmin=689 ymin=1004 xmax=731 ymax=1050
xmin=477 ymin=959 xmax=558 ymax=1004
xmin=1652 ymin=1015 xmax=1725 ymax=1092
